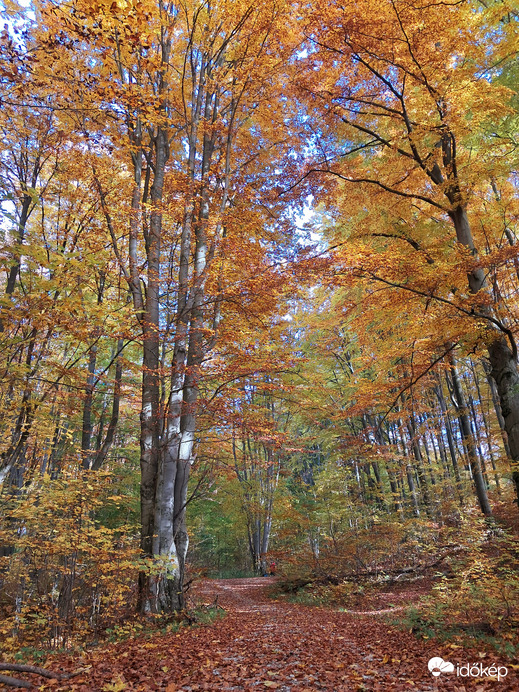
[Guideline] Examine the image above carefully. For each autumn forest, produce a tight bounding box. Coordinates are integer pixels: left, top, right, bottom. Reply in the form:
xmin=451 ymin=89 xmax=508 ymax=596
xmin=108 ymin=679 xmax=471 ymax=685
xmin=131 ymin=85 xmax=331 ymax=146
xmin=1 ymin=0 xmax=519 ymax=688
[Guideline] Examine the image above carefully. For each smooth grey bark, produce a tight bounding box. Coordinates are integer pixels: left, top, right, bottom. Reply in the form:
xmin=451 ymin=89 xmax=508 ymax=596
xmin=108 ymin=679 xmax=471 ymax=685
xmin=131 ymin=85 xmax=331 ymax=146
xmin=139 ymin=123 xmax=168 ymax=612
xmin=387 ymin=468 xmax=404 ymax=516
xmin=150 ymin=43 xmax=214 ymax=610
xmin=383 ymin=423 xmax=405 ymax=517
xmin=486 ymin=337 xmax=519 ymax=502
xmin=81 ymin=277 xmax=107 ymax=470
xmin=233 ymin=432 xmax=279 ymax=574
xmin=109 ymin=18 xmax=198 ymax=613
xmin=420 ymin=419 xmax=437 ymax=488
xmin=139 ymin=12 xmax=238 ymax=611
xmin=4 ymin=193 xmax=32 ymax=299
xmin=467 ymin=366 xmax=501 ymax=492
xmin=363 ymin=414 xmax=387 ymax=511
xmin=447 ymin=204 xmax=519 ymax=502
xmin=405 ymin=463 xmax=420 ymax=517
xmin=467 ymin=394 xmax=490 ymax=490
xmin=503 ymin=226 xmax=519 ymax=284
xmin=1 ymin=329 xmax=38 ymax=487
xmin=98 ymin=2 xmax=285 ymax=611
xmin=371 ymin=461 xmax=386 ymax=511
xmin=483 ymin=359 xmax=512 ymax=459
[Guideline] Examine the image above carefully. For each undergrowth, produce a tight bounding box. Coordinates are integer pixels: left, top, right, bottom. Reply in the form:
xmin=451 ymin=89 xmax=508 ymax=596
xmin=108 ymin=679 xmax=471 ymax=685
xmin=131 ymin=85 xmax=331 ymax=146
xmin=389 ymin=606 xmax=518 ymax=659
xmin=9 ymin=605 xmax=226 ymax=665
xmin=104 ymin=604 xmax=226 ymax=644
xmin=388 ymin=548 xmax=519 ymax=657
xmin=387 ymin=521 xmax=519 ymax=658
xmin=272 ymin=514 xmax=519 ymax=659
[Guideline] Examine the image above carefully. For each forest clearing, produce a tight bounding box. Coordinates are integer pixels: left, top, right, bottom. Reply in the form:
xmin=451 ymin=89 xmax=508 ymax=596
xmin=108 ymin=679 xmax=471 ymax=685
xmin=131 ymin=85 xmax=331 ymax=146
xmin=1 ymin=0 xmax=519 ymax=688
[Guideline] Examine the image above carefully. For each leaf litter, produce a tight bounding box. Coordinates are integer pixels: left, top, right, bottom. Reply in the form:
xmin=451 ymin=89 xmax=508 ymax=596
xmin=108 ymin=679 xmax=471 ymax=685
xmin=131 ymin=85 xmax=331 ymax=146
xmin=35 ymin=578 xmax=516 ymax=691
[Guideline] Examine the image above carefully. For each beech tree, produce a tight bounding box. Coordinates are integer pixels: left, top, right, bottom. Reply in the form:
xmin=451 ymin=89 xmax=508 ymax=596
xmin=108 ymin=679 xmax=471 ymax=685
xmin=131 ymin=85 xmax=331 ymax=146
xmin=295 ymin=0 xmax=519 ymax=501
xmin=30 ymin=0 xmax=301 ymax=611
xmin=230 ymin=379 xmax=289 ymax=573
xmin=3 ymin=0 xmax=519 ymax=661
xmin=0 ymin=90 xmax=126 ymax=490
xmin=281 ymin=278 xmax=509 ymax=524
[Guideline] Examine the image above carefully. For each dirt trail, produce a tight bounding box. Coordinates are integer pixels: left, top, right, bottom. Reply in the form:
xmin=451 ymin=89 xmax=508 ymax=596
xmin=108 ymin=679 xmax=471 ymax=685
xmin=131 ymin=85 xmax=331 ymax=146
xmin=47 ymin=578 xmax=517 ymax=691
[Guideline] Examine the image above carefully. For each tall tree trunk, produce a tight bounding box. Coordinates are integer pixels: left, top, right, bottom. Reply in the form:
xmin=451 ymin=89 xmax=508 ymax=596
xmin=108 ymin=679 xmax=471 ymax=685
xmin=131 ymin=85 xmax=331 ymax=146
xmin=5 ymin=194 xmax=32 ymax=298
xmin=483 ymin=359 xmax=512 ymax=459
xmin=450 ymin=206 xmax=519 ymax=504
xmin=91 ymin=339 xmax=124 ymax=472
xmin=81 ymin=345 xmax=97 ymax=470
xmin=447 ymin=353 xmax=492 ymax=515
xmin=140 ymin=124 xmax=170 ymax=613
xmin=469 ymin=362 xmax=501 ymax=493
xmin=486 ymin=338 xmax=519 ymax=502
xmin=434 ymin=379 xmax=464 ymax=503
xmin=395 ymin=421 xmax=420 ymax=517
xmin=406 ymin=417 xmax=433 ymax=517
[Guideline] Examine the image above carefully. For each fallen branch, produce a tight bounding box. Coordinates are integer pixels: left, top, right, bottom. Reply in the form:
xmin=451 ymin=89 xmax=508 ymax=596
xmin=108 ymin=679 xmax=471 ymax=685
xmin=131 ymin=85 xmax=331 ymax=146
xmin=0 ymin=663 xmax=87 ymax=689
xmin=278 ymin=548 xmax=463 ymax=593
xmin=0 ymin=663 xmax=61 ymax=679
xmin=0 ymin=674 xmax=32 ymax=689
xmin=390 ymin=548 xmax=462 ymax=582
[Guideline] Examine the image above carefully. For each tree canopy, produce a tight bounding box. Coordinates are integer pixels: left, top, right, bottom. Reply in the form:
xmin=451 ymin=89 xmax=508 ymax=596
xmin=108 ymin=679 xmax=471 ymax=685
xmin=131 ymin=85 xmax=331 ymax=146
xmin=1 ymin=0 xmax=519 ymax=679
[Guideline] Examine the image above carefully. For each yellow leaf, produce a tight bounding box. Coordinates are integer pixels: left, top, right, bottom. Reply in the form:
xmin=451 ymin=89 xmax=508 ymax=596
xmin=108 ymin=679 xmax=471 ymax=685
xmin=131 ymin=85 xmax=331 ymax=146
xmin=102 ymin=677 xmax=127 ymax=692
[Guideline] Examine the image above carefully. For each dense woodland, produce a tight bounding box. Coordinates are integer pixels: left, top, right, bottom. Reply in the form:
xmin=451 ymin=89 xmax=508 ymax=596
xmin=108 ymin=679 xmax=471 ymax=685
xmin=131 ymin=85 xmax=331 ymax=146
xmin=1 ymin=0 xmax=519 ymax=672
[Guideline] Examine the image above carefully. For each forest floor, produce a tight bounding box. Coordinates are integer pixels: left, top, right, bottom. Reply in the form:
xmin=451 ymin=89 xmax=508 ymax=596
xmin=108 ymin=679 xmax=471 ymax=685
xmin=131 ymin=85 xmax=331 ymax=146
xmin=22 ymin=577 xmax=517 ymax=692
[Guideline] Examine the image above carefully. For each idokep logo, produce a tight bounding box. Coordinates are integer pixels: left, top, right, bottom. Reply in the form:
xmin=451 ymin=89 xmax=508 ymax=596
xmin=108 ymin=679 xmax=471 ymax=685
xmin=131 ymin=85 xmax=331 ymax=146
xmin=428 ymin=656 xmax=509 ymax=682
xmin=428 ymin=657 xmax=454 ymax=677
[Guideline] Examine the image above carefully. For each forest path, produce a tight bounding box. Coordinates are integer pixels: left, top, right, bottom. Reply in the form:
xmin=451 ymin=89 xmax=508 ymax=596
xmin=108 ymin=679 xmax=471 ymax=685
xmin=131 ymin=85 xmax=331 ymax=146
xmin=50 ymin=578 xmax=516 ymax=691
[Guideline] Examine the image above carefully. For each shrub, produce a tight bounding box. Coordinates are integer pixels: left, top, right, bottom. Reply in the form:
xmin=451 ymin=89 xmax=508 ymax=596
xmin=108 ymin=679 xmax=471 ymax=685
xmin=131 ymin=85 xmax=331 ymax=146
xmin=0 ymin=471 xmax=139 ymax=652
